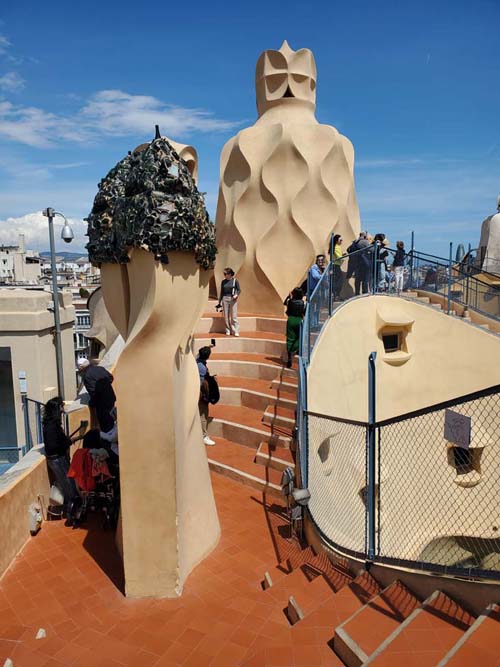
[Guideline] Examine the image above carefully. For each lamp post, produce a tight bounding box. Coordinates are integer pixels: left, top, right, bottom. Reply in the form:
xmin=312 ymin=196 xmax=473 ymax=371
xmin=42 ymin=208 xmax=74 ymax=399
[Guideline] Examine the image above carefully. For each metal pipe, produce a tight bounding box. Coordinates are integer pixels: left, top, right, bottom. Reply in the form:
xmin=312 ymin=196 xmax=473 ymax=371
xmin=46 ymin=208 xmax=66 ymax=398
xmin=372 ymin=241 xmax=379 ymax=294
xmin=21 ymin=394 xmax=31 ymax=457
xmin=465 ymin=243 xmax=471 ymax=308
xmin=367 ymin=351 xmax=377 ymax=561
xmin=447 ymin=242 xmax=453 ymax=315
xmin=409 ymin=231 xmax=415 ymax=288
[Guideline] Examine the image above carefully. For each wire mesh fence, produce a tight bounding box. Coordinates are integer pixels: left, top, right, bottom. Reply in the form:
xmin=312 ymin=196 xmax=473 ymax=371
xmin=307 ymin=413 xmax=368 ymax=559
xmin=303 ymin=386 xmax=500 ymax=580
xmin=377 ymin=389 xmax=500 ymax=577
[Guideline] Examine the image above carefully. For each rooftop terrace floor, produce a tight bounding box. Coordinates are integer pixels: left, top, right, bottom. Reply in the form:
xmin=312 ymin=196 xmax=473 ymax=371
xmin=0 ymin=473 xmax=303 ymax=667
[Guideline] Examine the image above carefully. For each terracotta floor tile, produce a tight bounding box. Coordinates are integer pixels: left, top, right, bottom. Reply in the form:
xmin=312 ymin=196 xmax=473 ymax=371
xmin=2 ymin=455 xmax=486 ymax=667
xmin=156 ymin=639 xmax=192 ymax=666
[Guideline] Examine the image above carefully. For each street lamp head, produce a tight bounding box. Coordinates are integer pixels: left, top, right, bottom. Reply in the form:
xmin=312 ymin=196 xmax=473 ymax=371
xmin=61 ymin=223 xmax=74 ymax=244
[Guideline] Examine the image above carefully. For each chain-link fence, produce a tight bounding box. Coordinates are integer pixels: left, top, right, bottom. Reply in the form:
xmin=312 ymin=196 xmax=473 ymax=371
xmin=377 ymin=387 xmax=500 ymax=578
xmin=307 ymin=412 xmax=368 ymax=559
xmin=303 ymin=385 xmax=500 ymax=580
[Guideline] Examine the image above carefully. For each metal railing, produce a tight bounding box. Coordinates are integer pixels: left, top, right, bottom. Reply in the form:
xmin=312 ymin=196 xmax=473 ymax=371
xmin=296 ymin=234 xmax=500 ymax=581
xmin=0 ymin=396 xmax=44 ymax=474
xmin=304 ymin=382 xmax=500 ymax=581
xmin=301 ymin=241 xmax=500 ymax=361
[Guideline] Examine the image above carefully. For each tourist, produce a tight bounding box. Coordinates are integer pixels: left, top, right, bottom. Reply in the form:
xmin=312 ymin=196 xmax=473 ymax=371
xmin=284 ymin=288 xmax=305 ymax=368
xmin=332 ymin=234 xmax=345 ymax=300
xmin=42 ymin=397 xmax=80 ymax=509
xmin=77 ymin=358 xmax=116 ymax=433
xmin=393 ymin=241 xmax=406 ymax=293
xmin=385 ymin=265 xmax=396 ymax=292
xmin=307 ymin=254 xmax=326 ymax=296
xmin=197 ymin=346 xmax=215 ymax=446
xmin=217 ymin=268 xmax=241 ymax=337
xmin=306 ymin=254 xmax=326 ymax=329
xmin=349 ymin=231 xmax=371 ymax=295
xmin=371 ymin=234 xmax=390 ymax=292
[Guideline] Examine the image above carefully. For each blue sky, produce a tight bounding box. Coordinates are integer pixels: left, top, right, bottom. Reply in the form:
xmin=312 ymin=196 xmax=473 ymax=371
xmin=0 ymin=0 xmax=498 ymax=256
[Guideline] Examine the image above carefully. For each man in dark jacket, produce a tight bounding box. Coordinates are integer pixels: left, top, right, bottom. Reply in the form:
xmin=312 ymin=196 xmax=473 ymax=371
xmin=347 ymin=232 xmax=371 ymax=295
xmin=78 ymin=358 xmax=116 ymax=432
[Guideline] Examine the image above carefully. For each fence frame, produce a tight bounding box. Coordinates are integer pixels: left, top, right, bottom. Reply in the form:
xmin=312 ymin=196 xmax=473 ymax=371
xmin=299 ymin=361 xmax=500 ymax=581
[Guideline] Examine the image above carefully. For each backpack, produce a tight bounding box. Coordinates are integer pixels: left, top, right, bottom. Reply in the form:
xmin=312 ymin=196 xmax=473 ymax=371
xmin=207 ymin=374 xmax=220 ymax=405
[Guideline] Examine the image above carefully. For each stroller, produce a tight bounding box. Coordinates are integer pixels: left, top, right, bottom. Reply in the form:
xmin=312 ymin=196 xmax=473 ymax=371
xmin=66 ymin=430 xmax=120 ymax=529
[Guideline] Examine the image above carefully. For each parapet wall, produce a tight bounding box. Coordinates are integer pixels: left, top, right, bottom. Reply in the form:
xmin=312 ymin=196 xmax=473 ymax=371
xmin=0 ymin=447 xmax=50 ymax=579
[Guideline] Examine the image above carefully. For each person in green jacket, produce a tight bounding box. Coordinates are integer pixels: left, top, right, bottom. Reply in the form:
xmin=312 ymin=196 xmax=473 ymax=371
xmin=284 ymin=288 xmax=305 ymax=368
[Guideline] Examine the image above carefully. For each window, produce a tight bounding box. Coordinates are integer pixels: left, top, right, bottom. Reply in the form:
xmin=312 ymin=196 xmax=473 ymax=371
xmin=452 ymin=447 xmax=473 ymax=475
xmin=447 ymin=445 xmax=483 ymax=487
xmin=382 ymin=333 xmax=399 ymax=353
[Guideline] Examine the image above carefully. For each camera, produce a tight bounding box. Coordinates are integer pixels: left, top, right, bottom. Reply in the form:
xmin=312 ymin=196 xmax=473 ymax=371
xmin=215 ymin=303 xmax=222 ymax=312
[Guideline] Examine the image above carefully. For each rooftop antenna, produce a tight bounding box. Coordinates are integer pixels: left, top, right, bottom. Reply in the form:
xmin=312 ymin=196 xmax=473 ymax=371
xmin=154 ymin=124 xmax=161 ymax=140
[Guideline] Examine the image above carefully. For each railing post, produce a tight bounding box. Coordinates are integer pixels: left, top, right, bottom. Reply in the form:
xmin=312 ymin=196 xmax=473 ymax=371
xmin=409 ymin=231 xmax=415 ymax=288
xmin=367 ymin=352 xmax=377 ymax=562
xmin=328 ymin=233 xmax=334 ymax=315
xmin=35 ymin=401 xmax=42 ymax=445
xmin=372 ymin=243 xmax=379 ymax=294
xmin=21 ymin=394 xmax=31 ymax=458
xmin=448 ymin=242 xmax=453 ymax=314
xmin=465 ymin=243 xmax=471 ymax=308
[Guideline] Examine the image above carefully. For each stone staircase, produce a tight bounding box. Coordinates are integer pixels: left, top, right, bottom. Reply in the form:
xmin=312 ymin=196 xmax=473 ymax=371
xmin=234 ymin=539 xmax=499 ymax=666
xmin=404 ymin=290 xmax=500 ymax=335
xmin=194 ymin=301 xmax=500 ymax=665
xmin=194 ymin=307 xmax=297 ymax=497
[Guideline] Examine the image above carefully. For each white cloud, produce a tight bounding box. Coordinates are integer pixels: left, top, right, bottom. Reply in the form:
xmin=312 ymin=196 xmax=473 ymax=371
xmin=81 ymin=89 xmax=239 ymax=136
xmin=0 ymin=71 xmax=25 ymax=92
xmin=0 ymin=89 xmax=240 ymax=148
xmin=0 ymin=211 xmax=88 ymax=253
xmin=0 ymin=35 xmax=10 ymax=55
xmin=0 ymin=101 xmax=75 ymax=148
xmin=357 ymin=158 xmax=424 ymax=168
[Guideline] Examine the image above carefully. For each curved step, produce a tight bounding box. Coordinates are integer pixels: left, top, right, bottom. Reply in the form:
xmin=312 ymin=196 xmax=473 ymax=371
xmin=197 ymin=313 xmax=286 ymax=335
xmin=262 ymin=404 xmax=296 ymax=429
xmin=333 ymin=580 xmax=420 ymax=666
xmin=437 ymin=602 xmax=500 ymax=666
xmin=363 ymin=590 xmax=475 ymax=666
xmin=217 ymin=379 xmax=296 ymax=413
xmin=208 ymin=403 xmax=293 ymax=448
xmin=207 ymin=437 xmax=282 ymax=496
xmin=209 ymin=353 xmax=296 ymax=382
xmin=242 ymin=572 xmax=380 ymax=667
xmin=255 ymin=442 xmax=295 ymax=472
xmin=195 ymin=333 xmax=285 ymax=356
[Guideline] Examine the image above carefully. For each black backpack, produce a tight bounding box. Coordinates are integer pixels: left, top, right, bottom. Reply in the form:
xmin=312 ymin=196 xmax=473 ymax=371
xmin=207 ymin=374 xmax=220 ymax=405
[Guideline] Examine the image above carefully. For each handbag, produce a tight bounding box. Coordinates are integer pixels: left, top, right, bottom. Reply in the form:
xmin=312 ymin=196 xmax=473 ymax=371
xmin=207 ymin=374 xmax=220 ymax=405
xmin=49 ymin=484 xmax=64 ymax=506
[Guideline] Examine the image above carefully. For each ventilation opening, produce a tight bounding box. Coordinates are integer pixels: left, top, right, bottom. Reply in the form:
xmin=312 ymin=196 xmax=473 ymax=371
xmin=453 ymin=447 xmax=473 ymax=475
xmin=283 ymin=86 xmax=294 ymax=98
xmin=448 ymin=446 xmax=483 ymax=479
xmin=382 ymin=333 xmax=400 ymax=353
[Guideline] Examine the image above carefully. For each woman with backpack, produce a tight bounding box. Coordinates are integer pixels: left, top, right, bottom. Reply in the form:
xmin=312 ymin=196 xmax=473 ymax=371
xmin=217 ymin=267 xmax=241 ymax=336
xmin=283 ymin=287 xmax=306 ymax=368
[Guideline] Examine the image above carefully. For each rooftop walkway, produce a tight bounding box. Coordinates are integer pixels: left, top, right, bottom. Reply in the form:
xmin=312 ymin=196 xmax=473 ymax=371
xmin=2 ymin=301 xmax=499 ymax=665
xmin=0 ymin=474 xmax=314 ymax=667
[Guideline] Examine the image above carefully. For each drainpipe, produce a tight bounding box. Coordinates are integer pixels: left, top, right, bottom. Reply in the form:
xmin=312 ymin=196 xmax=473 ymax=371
xmin=367 ymin=352 xmax=377 ymax=562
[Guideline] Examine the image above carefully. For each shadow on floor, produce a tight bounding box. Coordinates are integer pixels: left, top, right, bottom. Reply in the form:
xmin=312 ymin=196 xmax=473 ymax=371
xmin=80 ymin=513 xmax=125 ymax=594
